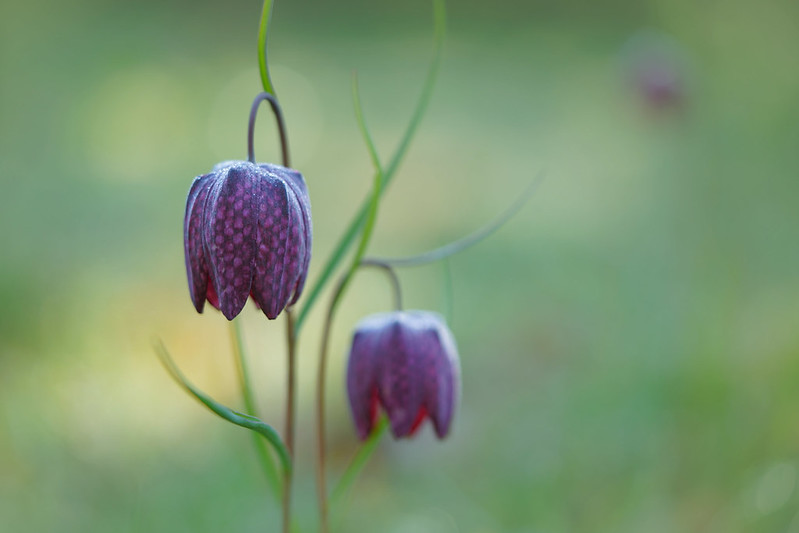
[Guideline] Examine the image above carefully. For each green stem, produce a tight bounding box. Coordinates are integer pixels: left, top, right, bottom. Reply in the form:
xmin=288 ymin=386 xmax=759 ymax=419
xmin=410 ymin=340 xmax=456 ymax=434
xmin=358 ymin=259 xmax=403 ymax=311
xmin=441 ymin=258 xmax=453 ymax=323
xmin=258 ymin=0 xmax=276 ymax=96
xmin=294 ymin=0 xmax=447 ymax=334
xmin=248 ymin=92 xmax=291 ymax=167
xmin=229 ymin=321 xmax=282 ymax=498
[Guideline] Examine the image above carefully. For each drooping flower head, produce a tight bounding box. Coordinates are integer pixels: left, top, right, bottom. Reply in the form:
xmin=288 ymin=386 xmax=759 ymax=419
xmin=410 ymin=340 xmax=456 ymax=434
xmin=346 ymin=311 xmax=460 ymax=440
xmin=184 ymin=160 xmax=312 ymax=320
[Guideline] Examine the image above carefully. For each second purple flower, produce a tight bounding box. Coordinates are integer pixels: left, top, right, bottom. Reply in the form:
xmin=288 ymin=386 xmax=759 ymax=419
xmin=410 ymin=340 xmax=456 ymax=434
xmin=347 ymin=311 xmax=460 ymax=440
xmin=184 ymin=160 xmax=312 ymax=320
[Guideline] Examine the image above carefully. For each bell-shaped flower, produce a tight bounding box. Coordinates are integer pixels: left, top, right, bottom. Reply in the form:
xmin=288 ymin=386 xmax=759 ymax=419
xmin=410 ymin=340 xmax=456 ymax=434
xmin=346 ymin=311 xmax=460 ymax=440
xmin=184 ymin=160 xmax=312 ymax=320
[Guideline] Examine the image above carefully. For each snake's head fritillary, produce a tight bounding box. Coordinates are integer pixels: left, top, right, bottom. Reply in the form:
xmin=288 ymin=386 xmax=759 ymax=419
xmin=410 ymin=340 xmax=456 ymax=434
xmin=346 ymin=311 xmax=460 ymax=440
xmin=183 ymin=160 xmax=312 ymax=320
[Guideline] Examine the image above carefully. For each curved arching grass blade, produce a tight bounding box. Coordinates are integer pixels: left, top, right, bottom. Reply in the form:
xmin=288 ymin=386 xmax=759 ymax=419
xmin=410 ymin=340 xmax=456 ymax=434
xmin=154 ymin=339 xmax=292 ymax=479
xmin=330 ymin=417 xmax=388 ymax=511
xmin=373 ymin=171 xmax=544 ymax=267
xmin=258 ymin=0 xmax=276 ymax=96
xmin=294 ymin=0 xmax=447 ymax=333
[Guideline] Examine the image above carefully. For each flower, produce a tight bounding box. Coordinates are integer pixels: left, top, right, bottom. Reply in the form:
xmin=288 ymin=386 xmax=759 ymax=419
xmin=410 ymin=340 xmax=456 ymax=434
xmin=184 ymin=160 xmax=312 ymax=320
xmin=346 ymin=311 xmax=460 ymax=440
xmin=621 ymin=30 xmax=688 ymax=113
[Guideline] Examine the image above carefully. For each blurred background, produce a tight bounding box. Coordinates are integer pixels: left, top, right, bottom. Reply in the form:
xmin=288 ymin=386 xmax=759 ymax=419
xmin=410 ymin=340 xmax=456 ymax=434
xmin=2 ymin=0 xmax=799 ymax=531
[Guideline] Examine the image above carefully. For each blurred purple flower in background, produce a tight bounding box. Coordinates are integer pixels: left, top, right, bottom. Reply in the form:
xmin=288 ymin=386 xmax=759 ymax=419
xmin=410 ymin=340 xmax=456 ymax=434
xmin=184 ymin=160 xmax=312 ymax=320
xmin=347 ymin=311 xmax=460 ymax=440
xmin=621 ymin=30 xmax=692 ymax=113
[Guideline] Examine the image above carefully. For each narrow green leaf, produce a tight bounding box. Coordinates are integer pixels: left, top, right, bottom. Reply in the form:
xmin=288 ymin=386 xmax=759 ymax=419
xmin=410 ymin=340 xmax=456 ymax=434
xmin=294 ymin=0 xmax=447 ymax=333
xmin=348 ymin=73 xmax=383 ymax=263
xmin=316 ymin=67 xmax=386 ymax=532
xmin=373 ymin=171 xmax=544 ymax=267
xmin=229 ymin=320 xmax=282 ymax=497
xmin=154 ymin=339 xmax=292 ymax=478
xmin=325 ymin=72 xmax=385 ymax=317
xmin=330 ymin=417 xmax=388 ymax=510
xmin=258 ymin=0 xmax=276 ymax=96
xmin=352 ymin=73 xmax=383 ymax=176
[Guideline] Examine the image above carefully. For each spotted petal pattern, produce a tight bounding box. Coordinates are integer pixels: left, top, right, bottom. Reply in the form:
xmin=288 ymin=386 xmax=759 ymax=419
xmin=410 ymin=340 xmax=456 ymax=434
xmin=346 ymin=311 xmax=461 ymax=440
xmin=183 ymin=160 xmax=312 ymax=320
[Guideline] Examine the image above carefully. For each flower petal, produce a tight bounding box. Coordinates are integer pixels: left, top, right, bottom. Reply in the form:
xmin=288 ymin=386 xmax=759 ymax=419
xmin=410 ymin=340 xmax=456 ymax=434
xmin=425 ymin=319 xmax=460 ymax=439
xmin=279 ymin=167 xmax=312 ymax=305
xmin=346 ymin=323 xmax=384 ymax=440
xmin=203 ymin=164 xmax=257 ymax=320
xmin=250 ymin=172 xmax=290 ymax=319
xmin=184 ymin=173 xmax=215 ymax=313
xmin=274 ymin=181 xmax=305 ymax=314
xmin=379 ymin=316 xmax=426 ymax=438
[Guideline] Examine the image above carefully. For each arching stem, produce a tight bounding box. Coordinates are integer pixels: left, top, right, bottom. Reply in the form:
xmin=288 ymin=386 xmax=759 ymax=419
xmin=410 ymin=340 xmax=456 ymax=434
xmin=248 ymin=91 xmax=291 ymax=167
xmin=359 ymin=259 xmax=403 ymax=311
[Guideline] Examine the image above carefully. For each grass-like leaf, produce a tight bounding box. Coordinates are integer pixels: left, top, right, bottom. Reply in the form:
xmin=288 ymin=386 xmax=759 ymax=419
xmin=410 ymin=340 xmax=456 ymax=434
xmin=257 ymin=0 xmax=276 ymax=96
xmin=294 ymin=0 xmax=447 ymax=333
xmin=352 ymin=73 xmax=383 ymax=176
xmin=372 ymin=171 xmax=544 ymax=267
xmin=330 ymin=417 xmax=388 ymax=510
xmin=154 ymin=339 xmax=292 ymax=479
xmin=338 ymin=72 xmax=384 ymax=295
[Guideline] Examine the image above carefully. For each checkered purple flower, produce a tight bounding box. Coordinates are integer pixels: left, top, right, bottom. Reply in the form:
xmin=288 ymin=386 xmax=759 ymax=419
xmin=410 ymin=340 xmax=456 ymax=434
xmin=346 ymin=311 xmax=460 ymax=440
xmin=184 ymin=160 xmax=312 ymax=320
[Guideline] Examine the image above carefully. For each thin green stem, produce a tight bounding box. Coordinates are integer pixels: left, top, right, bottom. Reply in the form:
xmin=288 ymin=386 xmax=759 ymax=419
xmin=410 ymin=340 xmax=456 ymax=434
xmin=295 ymin=0 xmax=447 ymax=334
xmin=248 ymin=92 xmax=291 ymax=167
xmin=229 ymin=321 xmax=282 ymax=498
xmin=258 ymin=0 xmax=276 ymax=96
xmin=359 ymin=259 xmax=403 ymax=311
xmin=441 ymin=258 xmax=453 ymax=323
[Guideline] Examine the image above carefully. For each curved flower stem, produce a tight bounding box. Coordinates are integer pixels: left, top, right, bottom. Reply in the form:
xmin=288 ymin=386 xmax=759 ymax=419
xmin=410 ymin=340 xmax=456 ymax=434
xmin=316 ymin=259 xmax=401 ymax=532
xmin=283 ymin=310 xmax=297 ymax=533
xmin=229 ymin=320 xmax=282 ymax=498
xmin=359 ymin=259 xmax=403 ymax=311
xmin=441 ymin=258 xmax=453 ymax=323
xmin=248 ymin=92 xmax=291 ymax=167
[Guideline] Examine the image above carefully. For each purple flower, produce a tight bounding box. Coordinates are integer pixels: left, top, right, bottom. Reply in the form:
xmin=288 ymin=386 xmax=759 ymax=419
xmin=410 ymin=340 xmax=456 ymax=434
xmin=621 ymin=31 xmax=689 ymax=113
xmin=184 ymin=160 xmax=312 ymax=320
xmin=346 ymin=311 xmax=460 ymax=440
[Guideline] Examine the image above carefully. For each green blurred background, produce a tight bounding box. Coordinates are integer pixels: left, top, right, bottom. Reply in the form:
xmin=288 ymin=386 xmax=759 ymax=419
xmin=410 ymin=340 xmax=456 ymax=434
xmin=2 ymin=0 xmax=799 ymax=531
